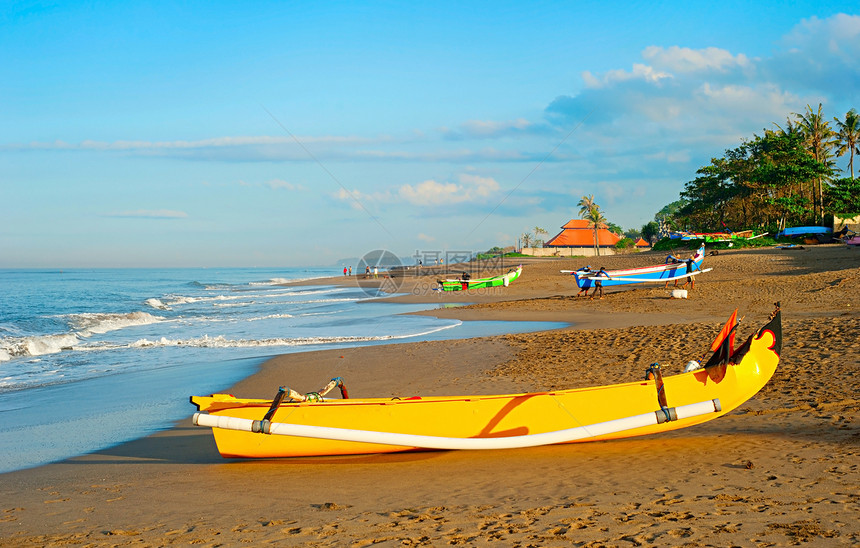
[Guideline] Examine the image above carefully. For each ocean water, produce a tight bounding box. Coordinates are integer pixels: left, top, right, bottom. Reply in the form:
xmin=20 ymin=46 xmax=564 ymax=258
xmin=0 ymin=268 xmax=562 ymax=473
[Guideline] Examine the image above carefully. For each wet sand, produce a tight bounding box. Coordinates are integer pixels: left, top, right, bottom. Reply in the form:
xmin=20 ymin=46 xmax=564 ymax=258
xmin=1 ymin=245 xmax=858 ymax=546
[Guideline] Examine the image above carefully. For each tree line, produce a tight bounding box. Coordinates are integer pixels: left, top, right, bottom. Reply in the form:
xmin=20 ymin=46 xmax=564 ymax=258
xmin=657 ymin=104 xmax=860 ymax=235
xmin=518 ymin=105 xmax=859 ymax=253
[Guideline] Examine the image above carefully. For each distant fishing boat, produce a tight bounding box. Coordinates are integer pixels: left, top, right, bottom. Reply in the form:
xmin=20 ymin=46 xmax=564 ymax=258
xmin=671 ymin=230 xmax=766 ymax=243
xmin=562 ymin=245 xmax=708 ymax=289
xmin=436 ymin=265 xmax=522 ymax=291
xmin=776 ymin=226 xmax=832 ymax=238
xmin=191 ymin=306 xmax=782 ymax=459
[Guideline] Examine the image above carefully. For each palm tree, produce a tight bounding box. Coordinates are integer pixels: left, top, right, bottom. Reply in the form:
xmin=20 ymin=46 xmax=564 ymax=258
xmin=533 ymin=226 xmax=547 ymax=247
xmin=578 ymin=194 xmax=596 ymax=217
xmin=578 ymin=195 xmax=606 ymax=256
xmin=834 ymin=108 xmax=860 ymax=180
xmin=521 ymin=232 xmax=532 ymax=249
xmin=773 ymin=116 xmax=802 ymax=138
xmin=795 ymin=103 xmax=836 ymax=220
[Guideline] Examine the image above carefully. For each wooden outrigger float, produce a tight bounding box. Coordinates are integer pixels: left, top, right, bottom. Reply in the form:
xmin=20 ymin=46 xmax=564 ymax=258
xmin=191 ymin=305 xmax=781 ymax=459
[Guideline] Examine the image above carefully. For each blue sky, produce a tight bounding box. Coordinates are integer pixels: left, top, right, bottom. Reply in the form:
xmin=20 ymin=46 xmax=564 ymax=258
xmin=2 ymin=1 xmax=859 ymax=267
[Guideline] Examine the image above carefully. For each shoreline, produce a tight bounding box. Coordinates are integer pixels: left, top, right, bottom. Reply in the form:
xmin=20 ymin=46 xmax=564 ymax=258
xmin=2 ymin=245 xmax=858 ymax=546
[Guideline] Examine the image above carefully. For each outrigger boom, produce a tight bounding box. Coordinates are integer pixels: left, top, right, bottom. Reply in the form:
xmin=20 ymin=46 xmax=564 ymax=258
xmin=193 ymin=399 xmax=721 ymax=451
xmin=587 ymin=267 xmax=712 ymax=284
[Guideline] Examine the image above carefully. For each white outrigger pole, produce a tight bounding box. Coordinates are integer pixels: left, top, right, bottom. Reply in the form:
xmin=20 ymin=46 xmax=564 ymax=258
xmin=193 ymin=398 xmax=721 ymax=451
xmin=559 ymin=268 xmax=712 ymax=284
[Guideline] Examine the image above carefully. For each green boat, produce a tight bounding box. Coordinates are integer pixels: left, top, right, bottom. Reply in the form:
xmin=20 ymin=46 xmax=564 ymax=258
xmin=437 ymin=265 xmax=522 ymax=291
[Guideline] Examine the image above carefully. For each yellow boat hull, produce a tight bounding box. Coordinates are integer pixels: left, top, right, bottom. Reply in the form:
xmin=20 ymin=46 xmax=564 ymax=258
xmin=191 ymin=313 xmax=781 ymax=459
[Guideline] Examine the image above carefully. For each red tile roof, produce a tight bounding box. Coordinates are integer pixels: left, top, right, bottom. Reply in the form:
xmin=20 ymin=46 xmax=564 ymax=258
xmin=561 ymin=219 xmax=609 ymax=230
xmin=545 ymin=220 xmax=621 ymax=247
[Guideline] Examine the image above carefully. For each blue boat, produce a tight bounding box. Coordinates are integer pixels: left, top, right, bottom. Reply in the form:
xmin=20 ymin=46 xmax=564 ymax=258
xmin=564 ymin=245 xmax=708 ymax=289
xmin=776 ymin=226 xmax=832 ymax=238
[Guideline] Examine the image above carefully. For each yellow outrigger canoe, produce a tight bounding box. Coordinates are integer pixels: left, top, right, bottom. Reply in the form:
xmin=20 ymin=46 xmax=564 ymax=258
xmin=191 ymin=305 xmax=781 ymax=459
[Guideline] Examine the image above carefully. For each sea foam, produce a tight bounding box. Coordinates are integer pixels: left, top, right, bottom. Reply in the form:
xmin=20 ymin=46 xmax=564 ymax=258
xmin=68 ymin=311 xmax=164 ymax=336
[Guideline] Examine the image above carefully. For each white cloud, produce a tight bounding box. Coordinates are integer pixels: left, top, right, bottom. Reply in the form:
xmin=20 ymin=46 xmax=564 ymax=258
xmin=417 ymin=233 xmax=435 ymax=242
xmin=331 ymin=173 xmax=501 ymax=211
xmin=766 ymin=13 xmax=860 ymax=98
xmin=642 ymin=46 xmax=751 ymax=73
xmin=398 ymin=174 xmax=500 ymax=206
xmin=783 ymin=13 xmax=860 ymax=61
xmin=399 ymin=180 xmax=461 ymax=206
xmin=457 ymin=118 xmax=533 ymax=137
xmin=582 ymin=63 xmax=672 ymax=89
xmin=266 ymin=179 xmax=304 ymax=191
xmin=333 ymin=188 xmax=393 ymax=210
xmin=539 ymin=15 xmax=860 ymax=230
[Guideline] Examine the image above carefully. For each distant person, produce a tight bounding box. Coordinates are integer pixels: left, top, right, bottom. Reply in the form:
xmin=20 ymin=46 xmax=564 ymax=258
xmin=590 ymin=267 xmax=609 ymax=300
xmin=665 ymin=253 xmax=682 ymax=287
xmin=373 ymin=266 xmax=378 ymax=279
xmin=343 ymin=266 xmax=347 ymax=276
xmin=682 ymin=253 xmax=700 ymax=290
xmin=348 ymin=266 xmax=352 ymax=276
xmin=365 ymin=265 xmax=370 ymax=278
xmin=461 ymin=271 xmax=471 ymax=280
xmin=575 ymin=266 xmax=592 ymax=297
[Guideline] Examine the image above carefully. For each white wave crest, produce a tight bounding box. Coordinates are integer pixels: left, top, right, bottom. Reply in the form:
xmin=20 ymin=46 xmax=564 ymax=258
xmin=128 ymin=323 xmax=460 ymax=350
xmin=166 ymin=294 xmax=251 ymax=306
xmin=68 ymin=311 xmax=164 ymax=336
xmin=145 ymin=298 xmax=169 ymax=310
xmin=1 ymin=333 xmax=81 ymax=358
xmin=249 ymin=278 xmax=292 ymax=285
xmin=249 ymin=276 xmax=330 ymax=286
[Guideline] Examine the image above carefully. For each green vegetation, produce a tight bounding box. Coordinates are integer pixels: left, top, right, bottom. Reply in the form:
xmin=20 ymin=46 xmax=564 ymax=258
xmin=614 ymin=237 xmax=635 ymax=250
xmin=651 ymin=235 xmax=779 ymax=253
xmin=501 ymin=105 xmax=858 ymax=254
xmin=578 ymin=194 xmax=607 ymax=256
xmin=475 ymin=246 xmax=529 ymax=260
xmin=659 ymin=104 xmax=860 ymax=235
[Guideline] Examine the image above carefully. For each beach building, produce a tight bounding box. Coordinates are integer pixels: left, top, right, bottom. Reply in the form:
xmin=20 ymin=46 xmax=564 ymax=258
xmin=521 ymin=219 xmax=644 ymax=257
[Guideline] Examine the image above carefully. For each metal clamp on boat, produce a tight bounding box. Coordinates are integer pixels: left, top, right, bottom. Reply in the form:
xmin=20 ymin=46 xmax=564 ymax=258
xmin=253 ymin=377 xmax=350 ymax=434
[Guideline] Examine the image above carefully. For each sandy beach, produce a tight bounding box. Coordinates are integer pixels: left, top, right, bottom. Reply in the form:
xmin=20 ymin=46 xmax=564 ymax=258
xmin=2 ymin=245 xmax=858 ymax=547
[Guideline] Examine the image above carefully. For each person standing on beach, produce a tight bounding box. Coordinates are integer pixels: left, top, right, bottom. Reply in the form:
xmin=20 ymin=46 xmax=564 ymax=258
xmin=682 ymin=253 xmax=700 ymax=290
xmin=343 ymin=266 xmax=347 ymax=276
xmin=348 ymin=266 xmax=352 ymax=276
xmin=590 ymin=267 xmax=609 ymax=300
xmin=665 ymin=253 xmax=681 ymax=288
xmin=575 ymin=265 xmax=592 ymax=297
xmin=373 ymin=266 xmax=378 ymax=279
xmin=365 ymin=265 xmax=370 ymax=278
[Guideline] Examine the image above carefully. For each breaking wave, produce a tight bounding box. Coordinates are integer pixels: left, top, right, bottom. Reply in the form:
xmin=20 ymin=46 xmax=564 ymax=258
xmin=129 ymin=323 xmax=460 ymax=350
xmin=68 ymin=311 xmax=164 ymax=336
xmin=1 ymin=311 xmax=164 ymax=360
